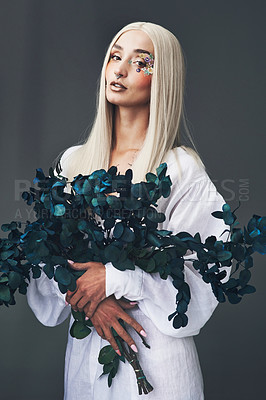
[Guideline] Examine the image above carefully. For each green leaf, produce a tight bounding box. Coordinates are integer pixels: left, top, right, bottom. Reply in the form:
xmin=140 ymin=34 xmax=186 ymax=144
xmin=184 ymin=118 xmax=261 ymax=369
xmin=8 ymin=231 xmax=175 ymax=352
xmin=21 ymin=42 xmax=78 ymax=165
xmin=177 ymin=299 xmax=188 ymax=314
xmin=157 ymin=230 xmax=172 ymax=237
xmin=113 ymin=258 xmax=135 ymax=271
xmin=113 ymin=222 xmax=124 ymax=239
xmin=104 ymin=245 xmax=121 ymax=263
xmin=226 ymin=291 xmax=241 ymax=304
xmin=147 ymin=210 xmax=165 ymax=223
xmin=7 ymin=259 xmax=18 ymax=267
xmin=55 ymin=266 xmax=72 ymax=286
xmin=103 ymin=363 xmax=114 ymax=374
xmin=104 ymin=217 xmax=115 ymax=230
xmin=217 ymin=251 xmax=232 ymax=262
xmin=1 ymin=250 xmax=14 ymax=261
xmin=19 ymin=281 xmax=28 ymax=295
xmin=180 ymin=313 xmax=188 ymax=327
xmin=54 ymin=204 xmax=66 ymax=216
xmin=32 ymin=265 xmax=41 ymax=279
xmin=78 ymin=220 xmax=88 ymax=231
xmin=156 ymin=163 xmax=167 ymax=179
xmin=71 ymin=309 xmax=85 ymax=322
xmin=146 ymin=258 xmax=156 ymax=272
xmin=120 ymin=227 xmax=135 ymax=243
xmin=147 ymin=233 xmax=162 ymax=247
xmin=0 ymin=285 xmax=11 ymax=302
xmin=70 ymin=320 xmax=91 ymax=339
xmin=1 ymin=224 xmax=11 ymax=232
xmin=211 ymin=211 xmax=223 ymax=219
xmin=173 ymin=314 xmax=183 ymax=329
xmin=108 ymin=374 xmax=113 ymax=388
xmin=98 ymin=345 xmax=116 ymax=365
xmin=43 ymin=263 xmax=54 ymax=279
xmin=0 ymin=276 xmax=9 ymax=283
xmin=36 ymin=241 xmax=49 ymax=257
xmin=145 ymin=172 xmax=158 ymax=183
xmin=239 ymin=269 xmax=251 ymax=287
xmin=8 ymin=271 xmax=22 ymax=289
xmin=238 ymin=285 xmax=256 ymax=295
xmin=124 ymin=198 xmax=142 ymax=210
xmin=106 ymin=196 xmax=122 ymax=209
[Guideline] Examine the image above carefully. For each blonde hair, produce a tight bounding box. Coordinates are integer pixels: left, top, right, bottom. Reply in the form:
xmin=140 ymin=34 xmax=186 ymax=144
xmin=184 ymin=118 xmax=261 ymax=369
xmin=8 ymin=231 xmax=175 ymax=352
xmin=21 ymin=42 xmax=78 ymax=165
xmin=61 ymin=21 xmax=204 ymax=182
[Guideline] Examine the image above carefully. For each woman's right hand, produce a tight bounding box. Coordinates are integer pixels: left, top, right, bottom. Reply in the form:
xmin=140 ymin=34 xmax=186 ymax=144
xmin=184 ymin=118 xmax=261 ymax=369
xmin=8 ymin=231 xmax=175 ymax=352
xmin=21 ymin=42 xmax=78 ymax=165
xmin=90 ymin=295 xmax=147 ymax=355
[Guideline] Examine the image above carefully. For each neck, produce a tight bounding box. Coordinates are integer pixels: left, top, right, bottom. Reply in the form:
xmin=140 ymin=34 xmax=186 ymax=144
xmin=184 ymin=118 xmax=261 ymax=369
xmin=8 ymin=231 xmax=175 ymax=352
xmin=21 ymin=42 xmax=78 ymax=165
xmin=112 ymin=104 xmax=149 ymax=152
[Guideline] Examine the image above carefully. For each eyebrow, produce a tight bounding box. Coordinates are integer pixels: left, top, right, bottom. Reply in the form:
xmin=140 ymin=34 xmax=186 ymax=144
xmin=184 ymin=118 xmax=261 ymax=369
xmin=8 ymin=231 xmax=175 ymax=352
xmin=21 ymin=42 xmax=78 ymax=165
xmin=112 ymin=44 xmax=151 ymax=55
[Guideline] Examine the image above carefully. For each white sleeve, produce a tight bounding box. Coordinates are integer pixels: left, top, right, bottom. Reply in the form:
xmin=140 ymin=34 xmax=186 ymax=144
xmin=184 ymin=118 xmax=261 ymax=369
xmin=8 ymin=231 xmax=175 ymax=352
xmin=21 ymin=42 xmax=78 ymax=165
xmin=27 ymin=272 xmax=71 ymax=327
xmin=105 ymin=177 xmax=229 ymax=338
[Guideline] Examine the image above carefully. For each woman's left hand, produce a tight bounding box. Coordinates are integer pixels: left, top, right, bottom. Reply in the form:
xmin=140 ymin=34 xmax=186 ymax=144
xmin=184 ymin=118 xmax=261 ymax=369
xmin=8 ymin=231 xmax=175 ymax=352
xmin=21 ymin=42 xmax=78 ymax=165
xmin=65 ymin=260 xmax=106 ymax=318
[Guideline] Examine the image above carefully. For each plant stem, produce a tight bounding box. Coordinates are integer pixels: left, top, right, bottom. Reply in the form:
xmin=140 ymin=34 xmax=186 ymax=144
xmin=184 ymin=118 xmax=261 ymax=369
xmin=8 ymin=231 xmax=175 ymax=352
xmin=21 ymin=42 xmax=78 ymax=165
xmin=120 ymin=341 xmax=153 ymax=395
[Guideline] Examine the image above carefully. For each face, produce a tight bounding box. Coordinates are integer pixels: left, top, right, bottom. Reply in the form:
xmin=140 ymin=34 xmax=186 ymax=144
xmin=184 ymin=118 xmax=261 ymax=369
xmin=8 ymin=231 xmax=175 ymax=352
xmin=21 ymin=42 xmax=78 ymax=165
xmin=105 ymin=30 xmax=154 ymax=108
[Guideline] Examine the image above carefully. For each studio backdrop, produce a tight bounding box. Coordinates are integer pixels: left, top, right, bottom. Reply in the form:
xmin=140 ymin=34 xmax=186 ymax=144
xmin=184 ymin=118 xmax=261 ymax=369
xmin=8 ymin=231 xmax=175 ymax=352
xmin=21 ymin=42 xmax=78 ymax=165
xmin=0 ymin=1 xmax=265 ymax=399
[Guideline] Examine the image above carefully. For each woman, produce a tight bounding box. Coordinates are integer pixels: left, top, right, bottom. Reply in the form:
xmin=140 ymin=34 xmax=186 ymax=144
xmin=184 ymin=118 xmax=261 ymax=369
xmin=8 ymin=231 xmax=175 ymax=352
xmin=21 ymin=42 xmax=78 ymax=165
xmin=27 ymin=22 xmax=228 ymax=399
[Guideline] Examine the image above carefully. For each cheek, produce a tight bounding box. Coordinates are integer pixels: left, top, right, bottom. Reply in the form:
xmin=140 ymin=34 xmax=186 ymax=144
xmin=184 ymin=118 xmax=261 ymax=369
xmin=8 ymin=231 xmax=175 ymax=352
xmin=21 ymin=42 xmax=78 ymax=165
xmin=134 ymin=72 xmax=152 ymax=90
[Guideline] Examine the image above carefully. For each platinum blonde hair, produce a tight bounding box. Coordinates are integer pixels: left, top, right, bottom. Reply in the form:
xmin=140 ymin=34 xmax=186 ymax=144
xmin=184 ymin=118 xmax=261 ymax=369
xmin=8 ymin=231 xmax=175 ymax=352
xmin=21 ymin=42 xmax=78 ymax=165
xmin=61 ymin=21 xmax=204 ymax=182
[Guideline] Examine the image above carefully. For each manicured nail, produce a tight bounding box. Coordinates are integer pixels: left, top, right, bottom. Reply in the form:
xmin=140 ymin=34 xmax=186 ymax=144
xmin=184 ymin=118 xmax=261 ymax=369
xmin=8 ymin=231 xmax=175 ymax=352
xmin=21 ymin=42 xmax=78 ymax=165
xmin=85 ymin=316 xmax=89 ymax=321
xmin=67 ymin=259 xmax=74 ymax=265
xmin=115 ymin=349 xmax=121 ymax=356
xmin=140 ymin=330 xmax=147 ymax=337
xmin=130 ymin=344 xmax=138 ymax=353
xmin=130 ymin=301 xmax=138 ymax=305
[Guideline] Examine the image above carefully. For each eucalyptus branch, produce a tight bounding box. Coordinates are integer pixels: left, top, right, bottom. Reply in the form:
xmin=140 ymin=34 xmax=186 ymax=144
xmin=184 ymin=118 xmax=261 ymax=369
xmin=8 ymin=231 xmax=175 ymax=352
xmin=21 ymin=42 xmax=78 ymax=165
xmin=0 ymin=163 xmax=265 ymax=395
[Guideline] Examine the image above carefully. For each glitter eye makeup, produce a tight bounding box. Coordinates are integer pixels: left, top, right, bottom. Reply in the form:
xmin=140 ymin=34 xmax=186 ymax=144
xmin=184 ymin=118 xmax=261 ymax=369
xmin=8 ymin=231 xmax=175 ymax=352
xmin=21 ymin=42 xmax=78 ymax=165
xmin=129 ymin=53 xmax=154 ymax=76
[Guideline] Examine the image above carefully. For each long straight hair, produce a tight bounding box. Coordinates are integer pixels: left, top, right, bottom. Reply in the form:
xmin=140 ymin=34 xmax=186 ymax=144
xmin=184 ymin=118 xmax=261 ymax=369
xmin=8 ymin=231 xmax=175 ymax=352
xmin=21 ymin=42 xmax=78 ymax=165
xmin=61 ymin=21 xmax=204 ymax=182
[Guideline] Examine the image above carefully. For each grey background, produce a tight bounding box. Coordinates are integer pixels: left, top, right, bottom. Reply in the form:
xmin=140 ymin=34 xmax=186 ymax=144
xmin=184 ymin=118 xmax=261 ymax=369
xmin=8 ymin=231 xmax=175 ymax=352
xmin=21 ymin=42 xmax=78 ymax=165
xmin=0 ymin=1 xmax=265 ymax=399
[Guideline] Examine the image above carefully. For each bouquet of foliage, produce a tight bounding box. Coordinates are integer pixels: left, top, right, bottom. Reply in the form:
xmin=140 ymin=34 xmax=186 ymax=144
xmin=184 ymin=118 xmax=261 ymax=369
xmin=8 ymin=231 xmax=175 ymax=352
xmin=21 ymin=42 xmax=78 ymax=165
xmin=0 ymin=163 xmax=265 ymax=395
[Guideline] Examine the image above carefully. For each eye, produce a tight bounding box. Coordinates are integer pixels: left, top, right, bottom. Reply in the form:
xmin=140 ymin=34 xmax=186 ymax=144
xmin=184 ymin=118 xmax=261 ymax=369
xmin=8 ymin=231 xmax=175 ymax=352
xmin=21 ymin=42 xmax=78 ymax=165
xmin=135 ymin=60 xmax=146 ymax=67
xmin=110 ymin=54 xmax=121 ymax=61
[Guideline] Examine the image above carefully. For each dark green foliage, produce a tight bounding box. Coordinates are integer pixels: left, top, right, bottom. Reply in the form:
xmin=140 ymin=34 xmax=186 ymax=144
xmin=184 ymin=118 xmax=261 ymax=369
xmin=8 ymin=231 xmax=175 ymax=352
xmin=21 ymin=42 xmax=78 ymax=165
xmin=0 ymin=166 xmax=264 ymax=337
xmin=0 ymin=163 xmax=265 ymax=393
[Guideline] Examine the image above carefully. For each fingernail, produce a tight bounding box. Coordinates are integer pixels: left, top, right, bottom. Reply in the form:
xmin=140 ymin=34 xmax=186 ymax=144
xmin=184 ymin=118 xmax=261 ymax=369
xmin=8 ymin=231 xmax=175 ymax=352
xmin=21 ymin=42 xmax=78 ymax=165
xmin=130 ymin=301 xmax=138 ymax=305
xmin=65 ymin=300 xmax=69 ymax=306
xmin=140 ymin=329 xmax=147 ymax=337
xmin=85 ymin=316 xmax=89 ymax=321
xmin=67 ymin=259 xmax=74 ymax=265
xmin=130 ymin=344 xmax=138 ymax=353
xmin=115 ymin=349 xmax=121 ymax=356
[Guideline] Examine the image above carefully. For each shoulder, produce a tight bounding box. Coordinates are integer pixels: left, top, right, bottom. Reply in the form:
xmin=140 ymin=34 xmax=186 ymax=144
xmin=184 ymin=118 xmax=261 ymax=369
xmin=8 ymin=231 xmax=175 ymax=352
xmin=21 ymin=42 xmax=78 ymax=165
xmin=60 ymin=145 xmax=82 ymax=164
xmin=164 ymin=146 xmax=207 ymax=188
xmin=56 ymin=145 xmax=82 ymax=176
xmin=60 ymin=145 xmax=82 ymax=169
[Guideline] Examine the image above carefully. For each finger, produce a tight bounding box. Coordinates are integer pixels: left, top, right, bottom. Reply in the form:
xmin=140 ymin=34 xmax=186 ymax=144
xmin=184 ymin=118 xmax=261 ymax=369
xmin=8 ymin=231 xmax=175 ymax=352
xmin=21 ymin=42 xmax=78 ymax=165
xmin=76 ymin=297 xmax=90 ymax=312
xmin=121 ymin=313 xmax=147 ymax=337
xmin=103 ymin=328 xmax=121 ymax=355
xmin=117 ymin=299 xmax=138 ymax=310
xmin=92 ymin=324 xmax=104 ymax=339
xmin=85 ymin=301 xmax=99 ymax=318
xmin=111 ymin=322 xmax=138 ymax=352
xmin=68 ymin=291 xmax=83 ymax=309
xmin=65 ymin=289 xmax=77 ymax=304
xmin=67 ymin=260 xmax=92 ymax=270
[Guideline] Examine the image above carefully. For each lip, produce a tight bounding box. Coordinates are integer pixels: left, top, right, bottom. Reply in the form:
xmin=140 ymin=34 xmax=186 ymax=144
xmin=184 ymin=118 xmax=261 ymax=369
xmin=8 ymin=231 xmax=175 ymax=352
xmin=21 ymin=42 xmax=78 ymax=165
xmin=110 ymin=81 xmax=127 ymax=90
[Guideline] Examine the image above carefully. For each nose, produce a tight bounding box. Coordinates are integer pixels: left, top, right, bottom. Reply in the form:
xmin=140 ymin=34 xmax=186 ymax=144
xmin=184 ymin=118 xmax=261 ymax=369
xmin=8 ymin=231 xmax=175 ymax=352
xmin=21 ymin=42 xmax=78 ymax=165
xmin=114 ymin=59 xmax=129 ymax=78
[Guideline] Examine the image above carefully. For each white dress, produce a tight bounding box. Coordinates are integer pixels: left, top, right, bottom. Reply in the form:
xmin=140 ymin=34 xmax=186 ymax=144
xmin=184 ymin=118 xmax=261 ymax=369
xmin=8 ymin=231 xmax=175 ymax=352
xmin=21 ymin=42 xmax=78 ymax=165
xmin=27 ymin=146 xmax=228 ymax=400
